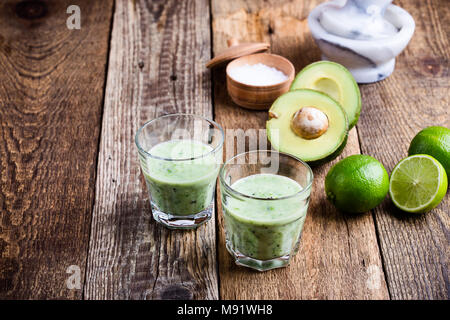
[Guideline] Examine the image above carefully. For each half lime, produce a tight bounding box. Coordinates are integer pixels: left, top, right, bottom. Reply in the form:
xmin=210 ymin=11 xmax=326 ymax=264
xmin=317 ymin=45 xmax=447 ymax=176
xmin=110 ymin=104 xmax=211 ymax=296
xmin=389 ymin=154 xmax=447 ymax=213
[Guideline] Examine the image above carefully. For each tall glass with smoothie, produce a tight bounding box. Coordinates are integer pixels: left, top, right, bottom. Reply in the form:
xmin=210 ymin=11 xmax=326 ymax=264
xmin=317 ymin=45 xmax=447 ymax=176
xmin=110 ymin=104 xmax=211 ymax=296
xmin=219 ymin=150 xmax=313 ymax=271
xmin=135 ymin=114 xmax=224 ymax=229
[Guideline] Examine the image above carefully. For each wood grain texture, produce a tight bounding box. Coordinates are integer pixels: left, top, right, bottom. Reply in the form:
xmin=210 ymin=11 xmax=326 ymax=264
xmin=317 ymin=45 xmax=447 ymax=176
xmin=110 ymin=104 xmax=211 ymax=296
xmin=356 ymin=0 xmax=449 ymax=299
xmin=212 ymin=0 xmax=389 ymax=299
xmin=84 ymin=0 xmax=218 ymax=300
xmin=0 ymin=0 xmax=113 ymax=299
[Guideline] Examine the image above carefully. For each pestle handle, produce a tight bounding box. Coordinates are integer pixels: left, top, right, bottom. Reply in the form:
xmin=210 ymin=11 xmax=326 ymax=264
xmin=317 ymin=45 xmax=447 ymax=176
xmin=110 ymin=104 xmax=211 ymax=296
xmin=349 ymin=0 xmax=393 ymax=14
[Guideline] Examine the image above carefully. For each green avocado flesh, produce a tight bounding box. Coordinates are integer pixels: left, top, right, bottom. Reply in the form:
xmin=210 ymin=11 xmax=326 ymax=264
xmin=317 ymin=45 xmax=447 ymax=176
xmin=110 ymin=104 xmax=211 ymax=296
xmin=267 ymin=89 xmax=348 ymax=163
xmin=290 ymin=61 xmax=361 ymax=128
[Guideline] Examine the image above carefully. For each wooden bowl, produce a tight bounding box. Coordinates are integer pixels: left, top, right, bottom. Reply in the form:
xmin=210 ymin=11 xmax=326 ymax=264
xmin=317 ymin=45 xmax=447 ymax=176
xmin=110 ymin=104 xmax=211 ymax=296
xmin=226 ymin=53 xmax=295 ymax=110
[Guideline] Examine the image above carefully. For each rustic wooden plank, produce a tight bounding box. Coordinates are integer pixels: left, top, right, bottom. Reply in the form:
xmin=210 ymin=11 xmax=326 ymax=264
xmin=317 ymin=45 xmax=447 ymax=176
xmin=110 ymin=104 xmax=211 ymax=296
xmin=356 ymin=0 xmax=449 ymax=299
xmin=0 ymin=0 xmax=113 ymax=299
xmin=84 ymin=0 xmax=218 ymax=299
xmin=212 ymin=0 xmax=389 ymax=299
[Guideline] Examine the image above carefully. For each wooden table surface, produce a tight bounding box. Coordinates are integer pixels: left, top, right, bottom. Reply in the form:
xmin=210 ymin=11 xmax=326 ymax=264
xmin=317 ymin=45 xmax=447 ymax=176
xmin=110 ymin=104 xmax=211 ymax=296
xmin=0 ymin=0 xmax=448 ymax=300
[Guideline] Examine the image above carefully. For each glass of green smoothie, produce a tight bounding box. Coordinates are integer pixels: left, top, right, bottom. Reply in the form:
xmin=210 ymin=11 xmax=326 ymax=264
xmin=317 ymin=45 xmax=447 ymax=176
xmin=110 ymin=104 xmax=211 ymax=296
xmin=219 ymin=150 xmax=313 ymax=271
xmin=135 ymin=114 xmax=224 ymax=229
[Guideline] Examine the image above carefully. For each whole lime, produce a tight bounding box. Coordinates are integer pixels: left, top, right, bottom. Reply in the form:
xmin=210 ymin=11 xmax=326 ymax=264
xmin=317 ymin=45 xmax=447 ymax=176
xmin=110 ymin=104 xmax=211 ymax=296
xmin=408 ymin=126 xmax=450 ymax=177
xmin=325 ymin=155 xmax=389 ymax=213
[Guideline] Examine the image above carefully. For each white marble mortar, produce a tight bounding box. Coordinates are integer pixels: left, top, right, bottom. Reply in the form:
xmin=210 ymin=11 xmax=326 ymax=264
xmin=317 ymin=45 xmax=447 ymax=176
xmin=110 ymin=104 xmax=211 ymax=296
xmin=308 ymin=0 xmax=415 ymax=83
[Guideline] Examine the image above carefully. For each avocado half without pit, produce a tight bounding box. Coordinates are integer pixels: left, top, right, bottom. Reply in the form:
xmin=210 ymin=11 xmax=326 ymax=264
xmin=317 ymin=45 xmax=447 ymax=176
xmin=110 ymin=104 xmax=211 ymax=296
xmin=290 ymin=61 xmax=361 ymax=129
xmin=267 ymin=89 xmax=348 ymax=165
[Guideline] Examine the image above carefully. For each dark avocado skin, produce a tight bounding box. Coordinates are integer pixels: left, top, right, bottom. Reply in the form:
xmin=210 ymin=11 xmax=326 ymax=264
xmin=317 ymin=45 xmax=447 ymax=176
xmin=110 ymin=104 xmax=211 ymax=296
xmin=408 ymin=126 xmax=450 ymax=177
xmin=308 ymin=134 xmax=348 ymax=167
xmin=325 ymin=155 xmax=389 ymax=213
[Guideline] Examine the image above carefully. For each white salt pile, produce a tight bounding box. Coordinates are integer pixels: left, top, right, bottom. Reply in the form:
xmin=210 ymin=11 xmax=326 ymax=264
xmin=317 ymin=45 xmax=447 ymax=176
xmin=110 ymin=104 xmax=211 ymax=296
xmin=228 ymin=63 xmax=288 ymax=86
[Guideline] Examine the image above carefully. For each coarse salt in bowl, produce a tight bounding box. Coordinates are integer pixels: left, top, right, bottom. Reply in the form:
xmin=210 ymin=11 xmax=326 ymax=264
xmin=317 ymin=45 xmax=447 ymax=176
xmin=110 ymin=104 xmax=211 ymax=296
xmin=228 ymin=63 xmax=289 ymax=86
xmin=225 ymin=53 xmax=295 ymax=110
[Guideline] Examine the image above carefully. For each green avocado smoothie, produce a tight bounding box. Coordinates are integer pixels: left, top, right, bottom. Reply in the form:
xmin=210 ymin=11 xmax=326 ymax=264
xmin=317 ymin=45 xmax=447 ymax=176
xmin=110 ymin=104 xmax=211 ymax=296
xmin=222 ymin=174 xmax=308 ymax=261
xmin=140 ymin=139 xmax=219 ymax=215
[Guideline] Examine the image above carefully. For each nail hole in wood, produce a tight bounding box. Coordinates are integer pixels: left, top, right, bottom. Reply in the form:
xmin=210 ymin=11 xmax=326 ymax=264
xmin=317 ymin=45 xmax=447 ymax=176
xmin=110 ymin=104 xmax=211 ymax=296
xmin=15 ymin=1 xmax=48 ymax=20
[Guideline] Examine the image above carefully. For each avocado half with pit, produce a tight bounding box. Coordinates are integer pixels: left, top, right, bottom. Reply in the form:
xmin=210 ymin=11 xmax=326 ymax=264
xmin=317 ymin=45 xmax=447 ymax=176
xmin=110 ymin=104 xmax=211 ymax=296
xmin=267 ymin=89 xmax=348 ymax=165
xmin=290 ymin=61 xmax=361 ymax=129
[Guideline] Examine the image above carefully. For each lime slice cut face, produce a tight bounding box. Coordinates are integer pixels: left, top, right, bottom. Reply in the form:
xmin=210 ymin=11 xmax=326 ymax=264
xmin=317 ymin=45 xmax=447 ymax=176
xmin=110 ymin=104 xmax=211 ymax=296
xmin=389 ymin=154 xmax=448 ymax=213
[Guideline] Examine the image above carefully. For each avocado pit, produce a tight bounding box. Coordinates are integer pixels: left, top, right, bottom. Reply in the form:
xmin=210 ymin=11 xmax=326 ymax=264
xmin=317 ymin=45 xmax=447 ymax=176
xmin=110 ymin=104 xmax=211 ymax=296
xmin=291 ymin=106 xmax=329 ymax=139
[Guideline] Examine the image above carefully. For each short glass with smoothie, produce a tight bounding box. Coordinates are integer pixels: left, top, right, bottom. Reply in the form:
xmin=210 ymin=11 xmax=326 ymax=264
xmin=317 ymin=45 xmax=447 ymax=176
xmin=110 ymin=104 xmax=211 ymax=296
xmin=135 ymin=114 xmax=224 ymax=229
xmin=219 ymin=150 xmax=313 ymax=271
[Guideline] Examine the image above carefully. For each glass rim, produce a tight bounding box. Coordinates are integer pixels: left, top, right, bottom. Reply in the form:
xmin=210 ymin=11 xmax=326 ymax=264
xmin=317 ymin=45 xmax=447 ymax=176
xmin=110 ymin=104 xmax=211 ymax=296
xmin=219 ymin=150 xmax=314 ymax=201
xmin=135 ymin=113 xmax=225 ymax=162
